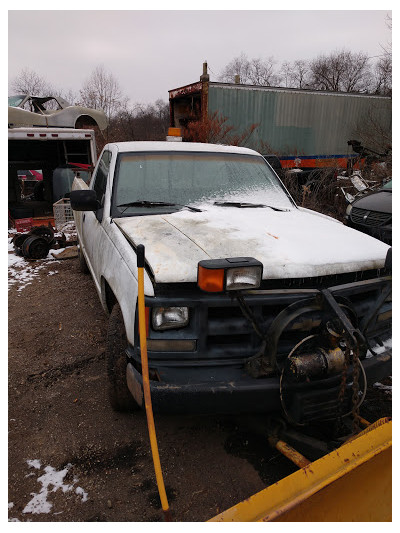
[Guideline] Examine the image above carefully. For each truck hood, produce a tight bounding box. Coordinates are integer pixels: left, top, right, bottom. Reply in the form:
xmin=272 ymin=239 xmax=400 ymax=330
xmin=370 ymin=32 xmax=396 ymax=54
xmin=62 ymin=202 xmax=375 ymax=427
xmin=114 ymin=206 xmax=390 ymax=284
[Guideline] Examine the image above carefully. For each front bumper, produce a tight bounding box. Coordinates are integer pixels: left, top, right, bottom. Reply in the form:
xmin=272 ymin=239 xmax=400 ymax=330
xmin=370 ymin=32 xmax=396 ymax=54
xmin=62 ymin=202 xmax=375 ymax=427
xmin=127 ymin=273 xmax=391 ymax=417
xmin=126 ymin=349 xmax=392 ymax=415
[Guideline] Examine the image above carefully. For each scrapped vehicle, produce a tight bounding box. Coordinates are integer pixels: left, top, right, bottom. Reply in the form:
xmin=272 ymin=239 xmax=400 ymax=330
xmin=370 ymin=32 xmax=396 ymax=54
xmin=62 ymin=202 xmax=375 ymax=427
xmin=345 ymin=179 xmax=392 ymax=245
xmin=70 ymin=142 xmax=392 ymax=423
xmin=8 ymin=95 xmax=107 ymax=131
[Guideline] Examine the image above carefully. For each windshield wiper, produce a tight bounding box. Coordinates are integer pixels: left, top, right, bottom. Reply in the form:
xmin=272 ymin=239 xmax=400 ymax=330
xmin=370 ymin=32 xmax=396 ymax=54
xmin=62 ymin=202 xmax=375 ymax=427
xmin=117 ymin=200 xmax=202 ymax=214
xmin=214 ymin=201 xmax=289 ymax=212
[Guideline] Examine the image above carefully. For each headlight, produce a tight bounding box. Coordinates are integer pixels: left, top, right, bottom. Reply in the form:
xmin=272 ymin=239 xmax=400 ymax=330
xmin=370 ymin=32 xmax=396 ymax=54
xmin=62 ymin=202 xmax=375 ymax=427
xmin=226 ymin=266 xmax=262 ymax=290
xmin=152 ymin=307 xmax=189 ymax=331
xmin=197 ymin=257 xmax=263 ymax=292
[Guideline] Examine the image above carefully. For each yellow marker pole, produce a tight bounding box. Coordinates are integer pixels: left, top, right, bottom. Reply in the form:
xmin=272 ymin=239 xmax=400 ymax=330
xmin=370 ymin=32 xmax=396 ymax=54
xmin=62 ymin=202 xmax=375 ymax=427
xmin=137 ymin=244 xmax=171 ymax=521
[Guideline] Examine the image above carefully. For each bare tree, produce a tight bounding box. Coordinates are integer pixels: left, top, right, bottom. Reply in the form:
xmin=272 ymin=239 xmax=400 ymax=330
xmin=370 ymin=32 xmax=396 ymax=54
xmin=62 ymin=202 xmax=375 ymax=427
xmin=220 ymin=52 xmax=252 ymax=83
xmin=373 ymin=13 xmax=392 ymax=95
xmin=308 ymin=50 xmax=371 ymax=92
xmin=154 ymin=99 xmax=170 ymax=123
xmin=381 ymin=13 xmax=392 ymax=56
xmin=108 ymin=100 xmax=169 ymax=142
xmin=220 ymin=53 xmax=280 ymax=86
xmin=78 ymin=65 xmax=127 ymax=121
xmin=280 ymin=60 xmax=310 ymax=89
xmin=10 ymin=68 xmax=54 ymax=96
xmin=341 ymin=52 xmax=372 ymax=92
xmin=248 ymin=57 xmax=280 ymax=86
xmin=353 ymin=104 xmax=392 ymax=157
xmin=372 ymin=55 xmax=392 ymax=95
xmin=58 ymin=88 xmax=80 ymax=105
xmin=293 ymin=60 xmax=309 ymax=89
xmin=280 ymin=61 xmax=292 ymax=88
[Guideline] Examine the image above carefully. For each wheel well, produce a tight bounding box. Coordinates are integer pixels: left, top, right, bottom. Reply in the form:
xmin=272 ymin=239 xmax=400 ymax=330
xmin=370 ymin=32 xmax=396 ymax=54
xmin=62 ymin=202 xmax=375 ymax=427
xmin=75 ymin=114 xmax=97 ymax=129
xmin=102 ymin=278 xmax=117 ymax=314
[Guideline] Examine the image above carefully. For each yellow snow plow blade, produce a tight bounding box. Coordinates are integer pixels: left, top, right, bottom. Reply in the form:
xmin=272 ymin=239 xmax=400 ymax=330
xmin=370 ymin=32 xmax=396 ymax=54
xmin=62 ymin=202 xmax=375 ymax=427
xmin=209 ymin=418 xmax=392 ymax=522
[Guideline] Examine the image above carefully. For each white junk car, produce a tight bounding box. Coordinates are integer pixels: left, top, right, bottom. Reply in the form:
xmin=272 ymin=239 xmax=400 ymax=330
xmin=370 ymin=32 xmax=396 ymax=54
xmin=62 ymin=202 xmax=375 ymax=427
xmin=70 ymin=141 xmax=392 ymax=423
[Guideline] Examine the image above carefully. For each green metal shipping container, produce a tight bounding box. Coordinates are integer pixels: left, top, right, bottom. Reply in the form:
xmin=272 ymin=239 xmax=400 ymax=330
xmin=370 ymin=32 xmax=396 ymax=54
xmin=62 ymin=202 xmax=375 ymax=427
xmin=169 ymin=79 xmax=391 ymax=167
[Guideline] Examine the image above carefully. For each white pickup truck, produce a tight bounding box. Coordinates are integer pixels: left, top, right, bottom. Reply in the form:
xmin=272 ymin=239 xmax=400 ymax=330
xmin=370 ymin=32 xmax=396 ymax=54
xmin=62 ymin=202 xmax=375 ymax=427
xmin=71 ymin=141 xmax=392 ymax=423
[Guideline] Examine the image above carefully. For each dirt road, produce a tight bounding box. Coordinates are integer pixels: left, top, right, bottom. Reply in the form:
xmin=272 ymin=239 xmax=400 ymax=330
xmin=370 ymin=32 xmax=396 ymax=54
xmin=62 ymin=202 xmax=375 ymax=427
xmin=8 ymin=241 xmax=391 ymax=522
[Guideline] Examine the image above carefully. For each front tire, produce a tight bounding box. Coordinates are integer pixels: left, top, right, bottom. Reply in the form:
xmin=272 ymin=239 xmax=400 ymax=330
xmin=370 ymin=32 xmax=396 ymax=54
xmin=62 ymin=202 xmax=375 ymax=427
xmin=106 ymin=303 xmax=138 ymax=412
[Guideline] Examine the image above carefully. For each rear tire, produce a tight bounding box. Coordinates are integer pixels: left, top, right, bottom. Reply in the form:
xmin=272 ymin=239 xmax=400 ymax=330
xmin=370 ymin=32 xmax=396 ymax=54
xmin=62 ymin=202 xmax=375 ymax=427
xmin=106 ymin=303 xmax=138 ymax=412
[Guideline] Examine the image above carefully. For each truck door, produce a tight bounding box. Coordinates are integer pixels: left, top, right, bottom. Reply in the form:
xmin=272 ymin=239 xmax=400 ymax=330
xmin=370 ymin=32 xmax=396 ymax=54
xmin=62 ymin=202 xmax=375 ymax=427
xmin=81 ymin=149 xmax=112 ymax=288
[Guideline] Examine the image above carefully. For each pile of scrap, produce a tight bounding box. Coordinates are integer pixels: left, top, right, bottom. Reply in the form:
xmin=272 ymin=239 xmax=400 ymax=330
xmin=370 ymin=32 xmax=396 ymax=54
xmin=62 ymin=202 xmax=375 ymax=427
xmin=12 ymin=223 xmax=77 ymax=260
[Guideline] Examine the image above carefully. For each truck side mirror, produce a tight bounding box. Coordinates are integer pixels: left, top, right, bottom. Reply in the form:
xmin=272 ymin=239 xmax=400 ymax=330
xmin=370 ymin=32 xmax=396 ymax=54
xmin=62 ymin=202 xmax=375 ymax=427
xmin=70 ymin=189 xmax=100 ymax=211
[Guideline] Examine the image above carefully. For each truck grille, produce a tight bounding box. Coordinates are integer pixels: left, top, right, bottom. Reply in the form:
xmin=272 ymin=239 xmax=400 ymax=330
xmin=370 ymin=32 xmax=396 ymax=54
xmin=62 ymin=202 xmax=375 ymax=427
xmin=350 ymin=207 xmax=391 ymax=227
xmin=205 ymin=302 xmax=315 ymax=361
xmin=145 ymin=275 xmax=391 ymax=371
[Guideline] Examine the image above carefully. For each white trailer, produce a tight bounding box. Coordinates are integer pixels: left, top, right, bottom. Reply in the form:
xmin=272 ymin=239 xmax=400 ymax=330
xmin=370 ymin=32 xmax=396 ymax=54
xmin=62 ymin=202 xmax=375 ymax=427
xmin=8 ymin=127 xmax=98 ymax=228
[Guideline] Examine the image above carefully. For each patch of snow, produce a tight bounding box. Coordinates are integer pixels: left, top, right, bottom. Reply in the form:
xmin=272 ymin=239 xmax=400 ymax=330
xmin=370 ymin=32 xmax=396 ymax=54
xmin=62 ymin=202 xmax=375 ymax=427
xmin=373 ymin=381 xmax=392 ymax=395
xmin=365 ymin=338 xmax=392 ymax=359
xmin=8 ymin=241 xmax=61 ymax=292
xmin=116 ymin=198 xmax=389 ymax=283
xmin=56 ymin=221 xmax=76 ymax=234
xmin=8 ymin=502 xmax=14 ymax=509
xmin=75 ymin=486 xmax=88 ymax=503
xmin=27 ymin=459 xmax=41 ymax=470
xmin=22 ymin=461 xmax=88 ymax=515
xmin=296 ymin=206 xmax=341 ymax=224
xmin=374 ymin=338 xmax=392 ymax=354
xmin=49 ymin=247 xmax=67 ymax=256
xmin=113 ymin=140 xmax=259 ymax=156
xmin=8 ymin=253 xmax=27 ymax=269
xmin=23 ymin=487 xmax=53 ymax=515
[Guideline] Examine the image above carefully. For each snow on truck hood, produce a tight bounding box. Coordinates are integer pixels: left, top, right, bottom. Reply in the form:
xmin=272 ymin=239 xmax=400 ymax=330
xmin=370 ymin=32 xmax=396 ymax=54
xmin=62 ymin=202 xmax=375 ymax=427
xmin=114 ymin=206 xmax=390 ymax=284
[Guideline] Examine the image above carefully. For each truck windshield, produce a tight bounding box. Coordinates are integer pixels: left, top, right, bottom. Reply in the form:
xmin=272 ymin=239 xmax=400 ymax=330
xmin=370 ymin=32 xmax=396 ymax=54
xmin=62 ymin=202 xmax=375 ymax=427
xmin=111 ymin=151 xmax=294 ymax=217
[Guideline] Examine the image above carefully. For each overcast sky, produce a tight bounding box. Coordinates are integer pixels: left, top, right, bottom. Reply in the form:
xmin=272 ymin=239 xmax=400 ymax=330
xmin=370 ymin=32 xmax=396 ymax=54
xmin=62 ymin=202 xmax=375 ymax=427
xmin=8 ymin=6 xmax=392 ymax=107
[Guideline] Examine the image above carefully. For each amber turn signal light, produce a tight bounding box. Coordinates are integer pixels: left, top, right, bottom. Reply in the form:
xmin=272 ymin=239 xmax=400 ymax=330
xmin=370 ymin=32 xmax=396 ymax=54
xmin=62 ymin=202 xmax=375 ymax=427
xmin=198 ymin=265 xmax=225 ymax=292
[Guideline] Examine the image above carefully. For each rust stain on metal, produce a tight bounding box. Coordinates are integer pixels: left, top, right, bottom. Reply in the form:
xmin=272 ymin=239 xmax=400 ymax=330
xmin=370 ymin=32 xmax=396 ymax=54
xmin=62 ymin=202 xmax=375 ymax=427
xmin=266 ymin=232 xmax=279 ymax=239
xmin=169 ymin=82 xmax=202 ymax=99
xmin=301 ymin=464 xmax=314 ymax=476
xmin=274 ymin=439 xmax=311 ymax=468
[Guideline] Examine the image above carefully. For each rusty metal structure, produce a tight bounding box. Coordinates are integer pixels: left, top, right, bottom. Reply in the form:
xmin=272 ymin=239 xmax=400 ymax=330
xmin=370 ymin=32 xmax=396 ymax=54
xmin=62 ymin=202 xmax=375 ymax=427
xmin=169 ymin=64 xmax=392 ymax=168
